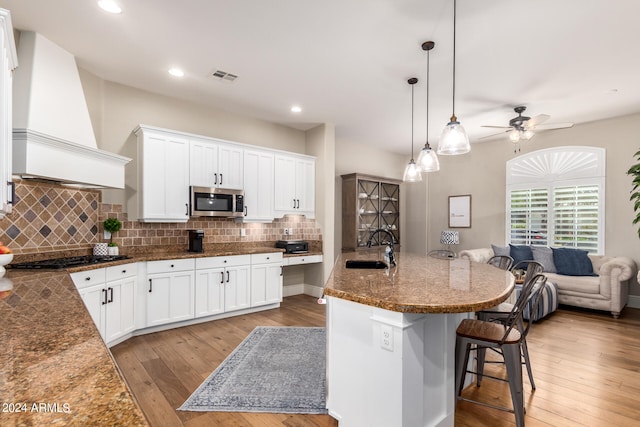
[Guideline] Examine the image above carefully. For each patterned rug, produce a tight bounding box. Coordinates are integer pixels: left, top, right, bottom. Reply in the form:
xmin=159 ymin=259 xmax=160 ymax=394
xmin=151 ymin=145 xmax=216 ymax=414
xmin=178 ymin=326 xmax=327 ymax=414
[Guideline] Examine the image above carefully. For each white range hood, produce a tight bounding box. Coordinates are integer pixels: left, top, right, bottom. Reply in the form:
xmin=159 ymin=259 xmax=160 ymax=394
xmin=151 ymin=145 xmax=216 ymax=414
xmin=12 ymin=31 xmax=130 ymax=188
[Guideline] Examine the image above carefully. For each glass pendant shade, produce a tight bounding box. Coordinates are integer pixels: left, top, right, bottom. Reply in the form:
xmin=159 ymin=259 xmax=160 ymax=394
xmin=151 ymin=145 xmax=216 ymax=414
xmin=403 ymin=159 xmax=422 ymax=182
xmin=417 ymin=143 xmax=440 ymax=172
xmin=509 ymin=129 xmax=520 ymax=143
xmin=437 ymin=118 xmax=470 ymax=155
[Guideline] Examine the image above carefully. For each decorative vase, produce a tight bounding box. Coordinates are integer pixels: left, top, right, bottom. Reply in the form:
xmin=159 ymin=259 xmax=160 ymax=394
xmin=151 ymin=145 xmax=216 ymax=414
xmin=107 ymin=246 xmax=119 ymax=256
xmin=93 ymin=243 xmax=108 ymax=256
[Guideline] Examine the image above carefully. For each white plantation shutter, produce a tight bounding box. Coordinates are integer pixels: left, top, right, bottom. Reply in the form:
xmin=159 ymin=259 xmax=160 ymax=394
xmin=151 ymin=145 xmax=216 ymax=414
xmin=509 ymin=188 xmax=548 ymax=246
xmin=552 ymin=185 xmax=599 ymax=252
xmin=506 ymin=147 xmax=605 ymax=254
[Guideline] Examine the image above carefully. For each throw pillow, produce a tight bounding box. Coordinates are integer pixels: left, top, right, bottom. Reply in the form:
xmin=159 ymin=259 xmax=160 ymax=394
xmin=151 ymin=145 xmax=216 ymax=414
xmin=491 ymin=244 xmax=510 ymax=257
xmin=509 ymin=244 xmax=533 ymax=268
xmin=531 ymin=246 xmax=557 ymax=273
xmin=552 ymin=247 xmax=596 ymax=276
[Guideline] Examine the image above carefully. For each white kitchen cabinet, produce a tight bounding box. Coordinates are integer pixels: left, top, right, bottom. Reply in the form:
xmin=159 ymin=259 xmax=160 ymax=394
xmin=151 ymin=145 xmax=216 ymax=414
xmin=74 ymin=264 xmax=137 ymax=347
xmin=0 ymin=9 xmax=17 ymax=219
xmin=190 ymin=137 xmax=243 ymax=190
xmin=146 ymin=258 xmax=195 ymax=327
xmin=134 ymin=125 xmax=190 ymax=222
xmin=274 ymin=154 xmax=315 ymax=218
xmin=242 ymin=149 xmax=274 ymax=222
xmin=250 ymin=252 xmax=283 ymax=307
xmin=194 ymin=255 xmax=251 ymax=317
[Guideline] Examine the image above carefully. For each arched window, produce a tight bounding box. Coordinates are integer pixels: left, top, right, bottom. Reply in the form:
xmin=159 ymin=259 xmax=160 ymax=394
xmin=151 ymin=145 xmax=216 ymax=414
xmin=506 ymin=146 xmax=605 ymax=254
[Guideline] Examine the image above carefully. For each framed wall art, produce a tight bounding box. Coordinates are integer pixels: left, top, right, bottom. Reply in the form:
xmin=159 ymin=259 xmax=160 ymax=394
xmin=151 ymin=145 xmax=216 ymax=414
xmin=448 ymin=194 xmax=471 ymax=228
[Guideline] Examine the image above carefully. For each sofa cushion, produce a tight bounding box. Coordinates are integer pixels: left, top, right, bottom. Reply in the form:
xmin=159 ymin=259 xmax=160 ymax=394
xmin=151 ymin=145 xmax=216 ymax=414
xmin=552 ymin=247 xmax=596 ymax=276
xmin=545 ymin=272 xmax=601 ymax=294
xmin=509 ymin=244 xmax=533 ymax=267
xmin=491 ymin=244 xmax=510 ymax=257
xmin=531 ymin=245 xmax=557 ymax=273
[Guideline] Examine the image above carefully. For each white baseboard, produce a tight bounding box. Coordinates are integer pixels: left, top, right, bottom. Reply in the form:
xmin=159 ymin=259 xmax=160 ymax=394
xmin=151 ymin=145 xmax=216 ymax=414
xmin=628 ymin=295 xmax=640 ymax=309
xmin=283 ymin=283 xmax=324 ymax=298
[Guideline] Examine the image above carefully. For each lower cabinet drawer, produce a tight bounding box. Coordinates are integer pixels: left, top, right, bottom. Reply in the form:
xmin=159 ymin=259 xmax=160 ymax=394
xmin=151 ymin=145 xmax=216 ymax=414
xmin=147 ymin=258 xmax=195 ymax=274
xmin=285 ymin=254 xmax=323 ymax=266
xmin=106 ymin=262 xmax=138 ymax=281
xmin=71 ymin=268 xmax=106 ymax=289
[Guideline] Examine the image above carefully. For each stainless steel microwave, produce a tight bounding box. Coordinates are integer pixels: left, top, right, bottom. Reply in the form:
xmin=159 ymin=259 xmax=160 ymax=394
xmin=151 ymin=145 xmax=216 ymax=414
xmin=190 ymin=186 xmax=244 ymax=217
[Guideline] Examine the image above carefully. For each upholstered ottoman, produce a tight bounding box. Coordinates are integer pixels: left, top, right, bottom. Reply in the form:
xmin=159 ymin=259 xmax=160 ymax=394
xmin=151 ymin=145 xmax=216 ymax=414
xmin=516 ymin=280 xmax=559 ymax=321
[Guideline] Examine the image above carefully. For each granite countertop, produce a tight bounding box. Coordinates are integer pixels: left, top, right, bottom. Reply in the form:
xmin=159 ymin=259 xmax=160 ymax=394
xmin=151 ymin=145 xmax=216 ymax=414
xmin=0 ymin=243 xmax=324 ymax=425
xmin=0 ymin=270 xmax=148 ymax=426
xmin=324 ymin=250 xmax=514 ymax=313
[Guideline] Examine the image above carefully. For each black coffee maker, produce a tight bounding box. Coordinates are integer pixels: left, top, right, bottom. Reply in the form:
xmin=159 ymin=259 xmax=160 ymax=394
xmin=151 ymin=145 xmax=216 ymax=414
xmin=188 ymin=230 xmax=204 ymax=253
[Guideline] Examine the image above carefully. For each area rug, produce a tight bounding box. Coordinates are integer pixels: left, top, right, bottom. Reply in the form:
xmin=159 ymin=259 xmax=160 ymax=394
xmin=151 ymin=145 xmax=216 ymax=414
xmin=178 ymin=326 xmax=327 ymax=414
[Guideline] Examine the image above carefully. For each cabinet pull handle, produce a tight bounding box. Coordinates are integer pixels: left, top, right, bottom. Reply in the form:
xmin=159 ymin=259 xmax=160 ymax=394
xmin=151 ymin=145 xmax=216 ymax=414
xmin=292 ymin=198 xmax=296 ymax=208
xmin=220 ymin=271 xmax=224 ymax=284
xmin=185 ymin=203 xmax=189 ymax=216
xmin=226 ymin=270 xmax=230 ymax=282
xmin=297 ymin=199 xmax=300 ymax=209
xmin=220 ymin=174 xmax=223 ymax=185
xmin=108 ymin=287 xmax=114 ymax=303
xmin=148 ymin=279 xmax=152 ymax=293
xmin=102 ymin=289 xmax=108 ymax=305
xmin=244 ymin=206 xmax=248 ymax=216
xmin=280 ymin=266 xmax=283 ymax=276
xmin=214 ymin=173 xmax=218 ymax=185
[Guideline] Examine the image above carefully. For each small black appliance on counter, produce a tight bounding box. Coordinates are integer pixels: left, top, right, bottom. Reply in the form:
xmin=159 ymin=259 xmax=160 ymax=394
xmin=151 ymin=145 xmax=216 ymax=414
xmin=276 ymin=240 xmax=309 ymax=254
xmin=189 ymin=229 xmax=205 ymax=253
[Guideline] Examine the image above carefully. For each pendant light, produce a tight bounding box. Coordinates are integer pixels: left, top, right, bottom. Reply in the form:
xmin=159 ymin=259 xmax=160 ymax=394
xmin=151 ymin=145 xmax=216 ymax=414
xmin=403 ymin=77 xmax=422 ymax=182
xmin=416 ymin=41 xmax=440 ymax=172
xmin=437 ymin=0 xmax=470 ymax=156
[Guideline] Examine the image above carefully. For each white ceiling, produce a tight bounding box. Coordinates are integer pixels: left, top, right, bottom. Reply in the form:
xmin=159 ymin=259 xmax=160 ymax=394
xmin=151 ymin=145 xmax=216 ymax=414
xmin=2 ymin=0 xmax=640 ymax=155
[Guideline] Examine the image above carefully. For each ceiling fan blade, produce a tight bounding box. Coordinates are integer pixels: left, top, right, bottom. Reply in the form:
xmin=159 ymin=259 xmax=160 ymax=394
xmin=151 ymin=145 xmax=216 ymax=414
xmin=526 ymin=114 xmax=550 ymax=128
xmin=479 ymin=130 xmax=509 ymax=139
xmin=534 ymin=122 xmax=574 ymax=130
xmin=481 ymin=125 xmax=512 ymax=129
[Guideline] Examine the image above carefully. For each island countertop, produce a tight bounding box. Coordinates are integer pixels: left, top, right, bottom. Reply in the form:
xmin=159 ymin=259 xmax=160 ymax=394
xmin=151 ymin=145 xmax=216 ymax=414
xmin=324 ymin=250 xmax=514 ymax=313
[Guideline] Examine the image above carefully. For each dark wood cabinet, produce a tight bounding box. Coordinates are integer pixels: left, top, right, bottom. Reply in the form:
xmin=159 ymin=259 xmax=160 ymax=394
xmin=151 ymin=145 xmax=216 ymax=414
xmin=341 ymin=173 xmax=401 ymax=252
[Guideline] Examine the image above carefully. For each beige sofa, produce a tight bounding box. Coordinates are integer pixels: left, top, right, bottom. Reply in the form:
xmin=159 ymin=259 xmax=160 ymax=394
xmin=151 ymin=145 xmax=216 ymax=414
xmin=459 ymin=248 xmax=637 ymax=318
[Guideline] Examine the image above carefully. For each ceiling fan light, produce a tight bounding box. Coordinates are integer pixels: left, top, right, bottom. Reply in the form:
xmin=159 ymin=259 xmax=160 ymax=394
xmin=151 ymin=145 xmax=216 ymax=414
xmin=522 ymin=129 xmax=534 ymax=140
xmin=509 ymin=129 xmax=521 ymax=143
xmin=403 ymin=159 xmax=423 ymax=182
xmin=417 ymin=144 xmax=440 ymax=172
xmin=438 ymin=120 xmax=470 ymax=155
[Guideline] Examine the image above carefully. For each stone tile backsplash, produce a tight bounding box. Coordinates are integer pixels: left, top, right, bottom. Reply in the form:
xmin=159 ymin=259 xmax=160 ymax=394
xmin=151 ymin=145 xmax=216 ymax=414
xmin=0 ymin=180 xmax=322 ymax=256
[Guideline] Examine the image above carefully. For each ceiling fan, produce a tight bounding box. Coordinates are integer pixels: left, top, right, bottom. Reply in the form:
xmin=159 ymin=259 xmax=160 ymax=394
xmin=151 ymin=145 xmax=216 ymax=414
xmin=481 ymin=106 xmax=574 ymax=152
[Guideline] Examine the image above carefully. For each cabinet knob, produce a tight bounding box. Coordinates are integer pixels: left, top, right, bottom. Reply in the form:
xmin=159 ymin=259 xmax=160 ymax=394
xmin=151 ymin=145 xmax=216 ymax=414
xmin=171 ymin=264 xmax=175 ymax=268
xmin=85 ymin=277 xmax=91 ymax=281
xmin=122 ymin=269 xmax=127 ymax=274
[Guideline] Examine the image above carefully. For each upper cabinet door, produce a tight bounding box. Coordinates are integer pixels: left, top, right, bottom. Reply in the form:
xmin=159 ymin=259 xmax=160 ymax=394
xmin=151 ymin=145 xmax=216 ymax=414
xmin=136 ymin=127 xmax=190 ymax=222
xmin=189 ymin=139 xmax=243 ymax=190
xmin=243 ymin=149 xmax=274 ymax=222
xmin=189 ymin=138 xmax=218 ymax=187
xmin=274 ymin=154 xmax=315 ymax=219
xmin=0 ymin=9 xmax=18 ymax=219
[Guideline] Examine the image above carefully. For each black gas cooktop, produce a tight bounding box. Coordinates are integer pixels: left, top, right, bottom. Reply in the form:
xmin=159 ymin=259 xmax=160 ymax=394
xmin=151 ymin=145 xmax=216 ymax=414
xmin=9 ymin=255 xmax=131 ymax=270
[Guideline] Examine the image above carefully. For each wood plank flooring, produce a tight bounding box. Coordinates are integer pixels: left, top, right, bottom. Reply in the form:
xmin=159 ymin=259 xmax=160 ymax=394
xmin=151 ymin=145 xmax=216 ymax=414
xmin=111 ymin=296 xmax=640 ymax=427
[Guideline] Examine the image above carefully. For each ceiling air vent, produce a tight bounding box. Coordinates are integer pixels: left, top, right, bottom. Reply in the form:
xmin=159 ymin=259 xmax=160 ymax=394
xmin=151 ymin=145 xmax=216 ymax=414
xmin=210 ymin=70 xmax=238 ymax=82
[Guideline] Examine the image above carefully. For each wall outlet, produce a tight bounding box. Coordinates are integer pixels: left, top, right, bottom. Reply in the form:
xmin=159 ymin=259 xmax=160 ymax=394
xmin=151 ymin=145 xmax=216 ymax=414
xmin=240 ymin=228 xmax=246 ymax=237
xmin=284 ymin=228 xmax=289 ymax=235
xmin=380 ymin=324 xmax=393 ymax=351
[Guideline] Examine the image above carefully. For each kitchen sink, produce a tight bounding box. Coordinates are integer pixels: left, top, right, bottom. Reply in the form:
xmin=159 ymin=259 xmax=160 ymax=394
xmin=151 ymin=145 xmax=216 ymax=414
xmin=345 ymin=260 xmax=388 ymax=269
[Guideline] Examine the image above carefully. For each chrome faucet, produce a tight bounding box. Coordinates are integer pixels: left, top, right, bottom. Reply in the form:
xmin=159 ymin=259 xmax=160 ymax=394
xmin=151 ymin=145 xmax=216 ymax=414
xmin=366 ymin=228 xmax=396 ymax=267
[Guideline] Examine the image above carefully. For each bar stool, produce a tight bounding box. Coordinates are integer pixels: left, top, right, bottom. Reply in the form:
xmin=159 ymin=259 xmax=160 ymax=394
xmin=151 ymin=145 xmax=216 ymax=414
xmin=455 ymin=273 xmax=547 ymax=427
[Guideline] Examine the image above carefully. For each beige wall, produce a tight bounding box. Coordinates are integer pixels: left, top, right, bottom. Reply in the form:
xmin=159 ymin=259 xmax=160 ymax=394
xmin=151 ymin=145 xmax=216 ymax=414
xmin=424 ymin=112 xmax=640 ymax=296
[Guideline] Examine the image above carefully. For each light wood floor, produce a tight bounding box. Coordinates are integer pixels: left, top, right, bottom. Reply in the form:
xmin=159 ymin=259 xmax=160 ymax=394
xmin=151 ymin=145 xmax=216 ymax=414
xmin=111 ymin=295 xmax=640 ymax=427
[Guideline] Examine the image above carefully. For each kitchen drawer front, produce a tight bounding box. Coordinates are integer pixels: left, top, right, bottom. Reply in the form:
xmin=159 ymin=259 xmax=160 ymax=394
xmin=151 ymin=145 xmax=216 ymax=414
xmin=147 ymin=258 xmax=195 ymax=274
xmin=71 ymin=268 xmax=107 ymax=289
xmin=106 ymin=262 xmax=139 ymax=281
xmin=195 ymin=254 xmax=251 ymax=270
xmin=285 ymin=254 xmax=323 ymax=266
xmin=251 ymin=252 xmax=283 ymax=265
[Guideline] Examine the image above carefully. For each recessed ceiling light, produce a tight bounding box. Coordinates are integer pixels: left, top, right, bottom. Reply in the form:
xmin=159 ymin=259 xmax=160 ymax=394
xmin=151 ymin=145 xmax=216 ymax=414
xmin=291 ymin=105 xmax=302 ymax=113
xmin=168 ymin=68 xmax=185 ymax=77
xmin=98 ymin=0 xmax=122 ymax=14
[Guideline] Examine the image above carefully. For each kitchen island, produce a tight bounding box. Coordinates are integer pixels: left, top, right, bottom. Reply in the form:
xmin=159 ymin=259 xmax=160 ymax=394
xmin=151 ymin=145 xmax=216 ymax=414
xmin=323 ymin=250 xmax=514 ymax=427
